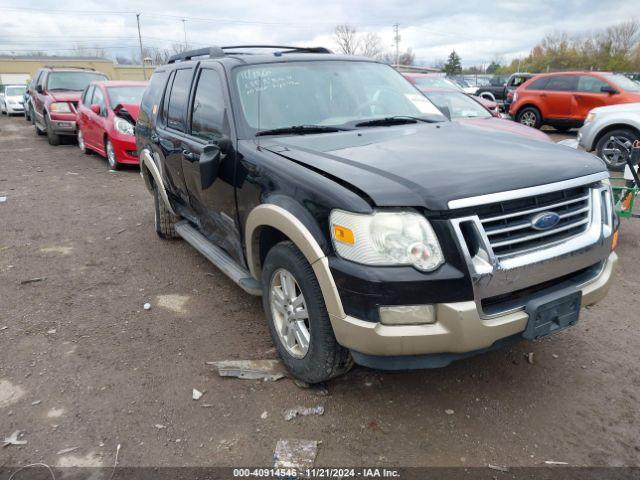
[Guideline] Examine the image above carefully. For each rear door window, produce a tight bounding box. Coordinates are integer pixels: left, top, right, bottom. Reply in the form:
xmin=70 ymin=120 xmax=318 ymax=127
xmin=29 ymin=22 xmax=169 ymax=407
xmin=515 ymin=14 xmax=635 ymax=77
xmin=166 ymin=68 xmax=193 ymax=132
xmin=526 ymin=77 xmax=549 ymax=90
xmin=577 ymin=75 xmax=610 ymax=93
xmin=544 ymin=75 xmax=577 ymax=91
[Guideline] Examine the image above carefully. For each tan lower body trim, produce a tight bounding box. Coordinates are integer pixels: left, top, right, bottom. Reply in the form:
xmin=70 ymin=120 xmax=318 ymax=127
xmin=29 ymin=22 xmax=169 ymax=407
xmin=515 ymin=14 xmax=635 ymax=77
xmin=329 ymin=251 xmax=618 ymax=357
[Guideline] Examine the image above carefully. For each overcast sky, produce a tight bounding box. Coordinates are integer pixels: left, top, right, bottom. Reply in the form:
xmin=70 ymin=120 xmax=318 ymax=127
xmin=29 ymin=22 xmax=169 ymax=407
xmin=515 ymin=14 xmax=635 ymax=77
xmin=1 ymin=0 xmax=637 ymax=66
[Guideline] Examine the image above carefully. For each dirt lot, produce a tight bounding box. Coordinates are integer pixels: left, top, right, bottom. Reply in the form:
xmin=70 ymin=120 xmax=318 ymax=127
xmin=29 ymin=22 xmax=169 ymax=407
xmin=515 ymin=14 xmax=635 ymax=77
xmin=1 ymin=114 xmax=639 ymax=472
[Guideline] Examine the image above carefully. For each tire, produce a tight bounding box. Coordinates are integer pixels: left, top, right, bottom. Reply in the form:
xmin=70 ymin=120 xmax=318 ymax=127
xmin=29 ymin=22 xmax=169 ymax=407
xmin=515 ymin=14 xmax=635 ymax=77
xmin=153 ymin=185 xmax=179 ymax=239
xmin=44 ymin=114 xmax=60 ymax=145
xmin=595 ymin=128 xmax=640 ymax=172
xmin=105 ymin=139 xmax=120 ymax=170
xmin=516 ymin=106 xmax=542 ymax=129
xmin=77 ymin=130 xmax=91 ymax=155
xmin=261 ymin=241 xmax=353 ymax=383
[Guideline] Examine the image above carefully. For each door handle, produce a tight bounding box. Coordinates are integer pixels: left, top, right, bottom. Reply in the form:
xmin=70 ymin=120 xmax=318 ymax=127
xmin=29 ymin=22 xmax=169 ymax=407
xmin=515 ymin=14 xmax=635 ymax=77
xmin=540 ymin=93 xmax=547 ymax=97
xmin=574 ymin=94 xmax=582 ymax=99
xmin=182 ymin=149 xmax=199 ymax=161
xmin=150 ymin=133 xmax=160 ymax=144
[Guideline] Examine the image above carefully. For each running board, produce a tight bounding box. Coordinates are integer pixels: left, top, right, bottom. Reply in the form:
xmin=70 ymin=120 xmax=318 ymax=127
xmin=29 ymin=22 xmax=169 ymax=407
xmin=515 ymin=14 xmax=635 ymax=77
xmin=175 ymin=221 xmax=262 ymax=296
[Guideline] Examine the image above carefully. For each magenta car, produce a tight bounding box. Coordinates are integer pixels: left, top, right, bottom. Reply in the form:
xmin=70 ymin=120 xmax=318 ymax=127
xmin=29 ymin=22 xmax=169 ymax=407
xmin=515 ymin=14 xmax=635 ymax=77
xmin=419 ymin=88 xmax=551 ymax=142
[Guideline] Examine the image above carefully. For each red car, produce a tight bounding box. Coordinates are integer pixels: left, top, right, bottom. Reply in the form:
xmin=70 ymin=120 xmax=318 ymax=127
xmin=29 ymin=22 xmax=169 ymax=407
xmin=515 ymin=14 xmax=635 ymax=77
xmin=76 ymin=80 xmax=147 ymax=169
xmin=509 ymin=71 xmax=640 ymax=130
xmin=402 ymin=73 xmax=501 ymax=117
xmin=418 ymin=87 xmax=550 ymax=142
xmin=29 ymin=66 xmax=108 ymax=146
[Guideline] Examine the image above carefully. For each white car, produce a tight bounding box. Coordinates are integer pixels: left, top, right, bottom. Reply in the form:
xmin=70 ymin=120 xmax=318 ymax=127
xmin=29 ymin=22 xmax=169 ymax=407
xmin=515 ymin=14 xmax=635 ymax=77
xmin=0 ymin=85 xmax=27 ymax=115
xmin=578 ymin=102 xmax=640 ymax=171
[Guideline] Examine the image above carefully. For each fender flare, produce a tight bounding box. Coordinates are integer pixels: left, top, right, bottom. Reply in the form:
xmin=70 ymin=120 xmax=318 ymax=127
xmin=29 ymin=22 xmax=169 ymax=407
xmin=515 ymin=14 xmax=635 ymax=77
xmin=140 ymin=148 xmax=176 ymax=215
xmin=245 ymin=203 xmax=346 ymax=319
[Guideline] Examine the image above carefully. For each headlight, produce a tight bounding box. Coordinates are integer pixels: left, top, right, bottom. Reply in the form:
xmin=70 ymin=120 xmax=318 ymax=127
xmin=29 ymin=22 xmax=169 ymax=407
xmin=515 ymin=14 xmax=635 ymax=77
xmin=114 ymin=117 xmax=134 ymax=135
xmin=50 ymin=102 xmax=71 ymax=113
xmin=330 ymin=210 xmax=444 ymax=271
xmin=585 ymin=112 xmax=596 ymax=123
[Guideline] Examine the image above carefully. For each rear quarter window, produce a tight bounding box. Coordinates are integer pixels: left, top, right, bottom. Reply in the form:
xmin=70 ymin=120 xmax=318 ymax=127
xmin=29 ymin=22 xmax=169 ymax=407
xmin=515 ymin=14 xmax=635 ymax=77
xmin=526 ymin=77 xmax=550 ymax=90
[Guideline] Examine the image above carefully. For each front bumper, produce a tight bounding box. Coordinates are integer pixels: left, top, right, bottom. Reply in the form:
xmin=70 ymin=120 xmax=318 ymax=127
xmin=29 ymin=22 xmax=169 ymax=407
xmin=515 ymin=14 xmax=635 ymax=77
xmin=111 ymin=134 xmax=139 ymax=165
xmin=6 ymin=104 xmax=24 ymax=114
xmin=330 ymin=251 xmax=617 ymax=362
xmin=49 ymin=113 xmax=77 ymax=135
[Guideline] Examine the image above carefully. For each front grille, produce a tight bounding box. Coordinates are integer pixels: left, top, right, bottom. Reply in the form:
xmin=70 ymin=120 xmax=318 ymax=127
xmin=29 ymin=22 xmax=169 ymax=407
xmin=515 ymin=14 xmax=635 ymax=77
xmin=477 ymin=185 xmax=593 ymax=258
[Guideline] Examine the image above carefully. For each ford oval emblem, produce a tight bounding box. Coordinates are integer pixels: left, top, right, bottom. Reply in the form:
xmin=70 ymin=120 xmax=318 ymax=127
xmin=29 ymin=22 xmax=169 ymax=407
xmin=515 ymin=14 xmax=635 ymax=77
xmin=531 ymin=211 xmax=561 ymax=230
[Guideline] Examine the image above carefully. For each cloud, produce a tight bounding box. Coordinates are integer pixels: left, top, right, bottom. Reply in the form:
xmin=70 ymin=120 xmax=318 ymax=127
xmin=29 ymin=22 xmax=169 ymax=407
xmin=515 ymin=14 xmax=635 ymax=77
xmin=0 ymin=0 xmax=636 ymax=65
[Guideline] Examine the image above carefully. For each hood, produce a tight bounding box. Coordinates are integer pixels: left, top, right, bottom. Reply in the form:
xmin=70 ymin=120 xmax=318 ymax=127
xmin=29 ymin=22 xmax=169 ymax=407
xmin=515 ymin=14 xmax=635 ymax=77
xmin=591 ymin=101 xmax=640 ymax=116
xmin=457 ymin=117 xmax=551 ymax=142
xmin=262 ymin=122 xmax=606 ymax=211
xmin=48 ymin=91 xmax=81 ymax=102
xmin=113 ymin=103 xmax=140 ymax=123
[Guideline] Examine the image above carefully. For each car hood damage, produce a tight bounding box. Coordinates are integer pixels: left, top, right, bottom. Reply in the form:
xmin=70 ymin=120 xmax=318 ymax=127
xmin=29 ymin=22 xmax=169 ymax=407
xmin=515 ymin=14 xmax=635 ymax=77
xmin=263 ymin=122 xmax=607 ymax=211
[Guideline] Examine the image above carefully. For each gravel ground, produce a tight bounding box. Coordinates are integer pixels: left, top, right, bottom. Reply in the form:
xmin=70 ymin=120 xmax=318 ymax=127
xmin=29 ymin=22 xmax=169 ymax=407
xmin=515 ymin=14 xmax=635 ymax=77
xmin=1 ymin=115 xmax=639 ymax=471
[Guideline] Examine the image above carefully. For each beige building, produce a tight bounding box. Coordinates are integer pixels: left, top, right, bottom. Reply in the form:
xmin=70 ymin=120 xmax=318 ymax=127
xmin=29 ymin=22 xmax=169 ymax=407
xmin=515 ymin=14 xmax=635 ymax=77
xmin=0 ymin=56 xmax=151 ymax=84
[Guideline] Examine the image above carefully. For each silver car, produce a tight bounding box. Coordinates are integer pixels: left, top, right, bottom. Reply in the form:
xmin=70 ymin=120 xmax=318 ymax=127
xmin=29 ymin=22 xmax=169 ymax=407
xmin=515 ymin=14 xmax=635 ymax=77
xmin=578 ymin=102 xmax=640 ymax=171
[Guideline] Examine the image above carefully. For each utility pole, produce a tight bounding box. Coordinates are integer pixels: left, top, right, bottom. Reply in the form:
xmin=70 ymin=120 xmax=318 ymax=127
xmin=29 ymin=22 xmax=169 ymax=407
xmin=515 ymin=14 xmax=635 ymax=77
xmin=393 ymin=23 xmax=400 ymax=67
xmin=136 ymin=13 xmax=147 ymax=80
xmin=182 ymin=19 xmax=188 ymax=49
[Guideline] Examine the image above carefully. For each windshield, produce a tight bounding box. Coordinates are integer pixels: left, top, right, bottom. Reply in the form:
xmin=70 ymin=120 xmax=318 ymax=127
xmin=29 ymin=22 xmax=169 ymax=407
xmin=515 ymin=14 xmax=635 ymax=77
xmin=234 ymin=61 xmax=444 ymax=133
xmin=412 ymin=76 xmax=462 ymax=91
xmin=47 ymin=72 xmax=107 ymax=91
xmin=605 ymin=73 xmax=640 ymax=92
xmin=5 ymin=86 xmax=26 ymax=96
xmin=423 ymin=91 xmax=492 ymax=119
xmin=107 ymin=86 xmax=146 ymax=106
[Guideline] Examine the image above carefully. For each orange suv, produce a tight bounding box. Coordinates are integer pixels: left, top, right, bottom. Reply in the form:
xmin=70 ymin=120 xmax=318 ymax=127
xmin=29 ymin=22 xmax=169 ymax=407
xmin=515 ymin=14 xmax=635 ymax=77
xmin=509 ymin=71 xmax=640 ymax=131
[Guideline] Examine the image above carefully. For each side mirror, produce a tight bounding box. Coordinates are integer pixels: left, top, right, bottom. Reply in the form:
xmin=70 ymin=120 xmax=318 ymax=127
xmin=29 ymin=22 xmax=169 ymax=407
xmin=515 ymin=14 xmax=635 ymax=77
xmin=36 ymin=85 xmax=43 ymax=94
xmin=601 ymin=85 xmax=618 ymax=94
xmin=200 ymin=144 xmax=222 ymax=189
xmin=90 ymin=104 xmax=101 ymax=115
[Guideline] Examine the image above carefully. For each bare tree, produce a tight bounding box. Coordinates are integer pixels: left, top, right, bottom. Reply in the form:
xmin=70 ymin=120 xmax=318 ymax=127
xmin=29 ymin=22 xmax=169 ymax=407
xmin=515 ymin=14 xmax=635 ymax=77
xmin=360 ymin=32 xmax=383 ymax=59
xmin=334 ymin=24 xmax=360 ymax=55
xmin=605 ymin=20 xmax=639 ymax=55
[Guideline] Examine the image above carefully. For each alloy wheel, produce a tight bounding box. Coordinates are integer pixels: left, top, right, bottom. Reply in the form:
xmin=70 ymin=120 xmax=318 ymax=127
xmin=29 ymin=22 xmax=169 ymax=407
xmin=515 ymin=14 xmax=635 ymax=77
xmin=269 ymin=268 xmax=310 ymax=359
xmin=78 ymin=130 xmax=85 ymax=152
xmin=520 ymin=111 xmax=537 ymax=127
xmin=601 ymin=135 xmax=632 ymax=169
xmin=106 ymin=140 xmax=117 ymax=168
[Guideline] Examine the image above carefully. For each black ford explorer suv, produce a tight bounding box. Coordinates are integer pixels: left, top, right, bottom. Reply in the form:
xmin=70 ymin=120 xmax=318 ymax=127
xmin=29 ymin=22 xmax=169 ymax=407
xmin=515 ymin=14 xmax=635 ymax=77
xmin=136 ymin=46 xmax=618 ymax=383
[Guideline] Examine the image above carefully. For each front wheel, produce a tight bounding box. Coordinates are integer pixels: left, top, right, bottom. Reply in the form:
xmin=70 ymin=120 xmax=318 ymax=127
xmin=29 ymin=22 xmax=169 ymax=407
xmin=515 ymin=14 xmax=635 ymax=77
xmin=262 ymin=242 xmax=352 ymax=384
xmin=595 ymin=128 xmax=640 ymax=172
xmin=44 ymin=115 xmax=60 ymax=145
xmin=106 ymin=139 xmax=119 ymax=169
xmin=516 ymin=106 xmax=542 ymax=129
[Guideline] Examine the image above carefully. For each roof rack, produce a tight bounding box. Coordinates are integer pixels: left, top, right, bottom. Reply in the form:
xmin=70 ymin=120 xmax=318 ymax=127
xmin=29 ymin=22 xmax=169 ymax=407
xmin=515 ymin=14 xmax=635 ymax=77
xmin=167 ymin=45 xmax=332 ymax=64
xmin=43 ymin=65 xmax=96 ymax=71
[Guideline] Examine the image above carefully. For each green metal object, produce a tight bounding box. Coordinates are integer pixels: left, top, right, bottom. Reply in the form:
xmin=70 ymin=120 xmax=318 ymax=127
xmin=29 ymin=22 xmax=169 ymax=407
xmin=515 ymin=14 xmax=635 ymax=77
xmin=611 ymin=179 xmax=639 ymax=218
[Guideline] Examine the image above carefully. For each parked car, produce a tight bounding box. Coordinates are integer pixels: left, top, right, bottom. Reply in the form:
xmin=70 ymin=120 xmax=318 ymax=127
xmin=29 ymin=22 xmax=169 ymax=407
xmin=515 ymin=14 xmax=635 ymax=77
xmin=76 ymin=80 xmax=147 ymax=169
xmin=0 ymin=85 xmax=26 ymax=115
xmin=403 ymin=73 xmax=500 ymax=116
xmin=419 ymin=88 xmax=550 ymax=142
xmin=29 ymin=66 xmax=108 ymax=145
xmin=577 ymin=102 xmax=640 ymax=171
xmin=137 ymin=45 xmax=617 ymax=383
xmin=510 ymin=71 xmax=640 ymax=131
xmin=476 ymin=73 xmax=535 ymax=110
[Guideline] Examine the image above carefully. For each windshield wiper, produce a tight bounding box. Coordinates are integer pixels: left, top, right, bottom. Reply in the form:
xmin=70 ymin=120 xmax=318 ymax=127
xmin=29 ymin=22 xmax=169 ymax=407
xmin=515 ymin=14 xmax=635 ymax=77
xmin=255 ymin=125 xmax=349 ymax=137
xmin=354 ymin=115 xmax=439 ymax=127
xmin=48 ymin=88 xmax=78 ymax=92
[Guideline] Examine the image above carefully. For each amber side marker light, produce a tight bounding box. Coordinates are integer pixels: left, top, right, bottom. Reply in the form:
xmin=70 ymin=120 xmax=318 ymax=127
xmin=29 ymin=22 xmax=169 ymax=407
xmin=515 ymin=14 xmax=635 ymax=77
xmin=612 ymin=230 xmax=619 ymax=250
xmin=333 ymin=225 xmax=355 ymax=245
